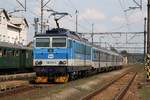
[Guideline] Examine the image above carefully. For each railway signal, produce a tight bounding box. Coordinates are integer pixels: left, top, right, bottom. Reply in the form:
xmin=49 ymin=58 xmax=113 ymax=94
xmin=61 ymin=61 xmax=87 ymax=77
xmin=145 ymin=54 xmax=150 ymax=80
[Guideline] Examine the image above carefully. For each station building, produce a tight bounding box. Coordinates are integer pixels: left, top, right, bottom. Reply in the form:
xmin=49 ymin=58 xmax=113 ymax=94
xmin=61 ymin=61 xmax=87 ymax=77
xmin=0 ymin=9 xmax=28 ymax=45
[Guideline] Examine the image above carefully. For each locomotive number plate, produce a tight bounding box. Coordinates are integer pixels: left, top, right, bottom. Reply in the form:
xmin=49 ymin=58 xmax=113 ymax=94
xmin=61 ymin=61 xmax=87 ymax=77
xmin=48 ymin=54 xmax=54 ymax=59
xmin=46 ymin=61 xmax=57 ymax=64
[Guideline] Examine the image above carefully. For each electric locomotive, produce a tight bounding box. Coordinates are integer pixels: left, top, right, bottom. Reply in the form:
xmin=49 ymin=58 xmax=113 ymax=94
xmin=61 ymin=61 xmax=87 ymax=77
xmin=33 ymin=28 xmax=123 ymax=83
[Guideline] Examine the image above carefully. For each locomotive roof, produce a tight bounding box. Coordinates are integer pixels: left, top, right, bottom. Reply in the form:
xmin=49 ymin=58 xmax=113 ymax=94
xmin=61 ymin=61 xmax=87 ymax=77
xmin=35 ymin=28 xmax=69 ymax=37
xmin=35 ymin=28 xmax=88 ymax=42
xmin=0 ymin=42 xmax=32 ymax=50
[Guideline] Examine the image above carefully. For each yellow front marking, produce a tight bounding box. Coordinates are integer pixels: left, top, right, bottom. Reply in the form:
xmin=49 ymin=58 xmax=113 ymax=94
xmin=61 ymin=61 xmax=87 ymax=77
xmin=35 ymin=76 xmax=48 ymax=83
xmin=54 ymin=75 xmax=69 ymax=83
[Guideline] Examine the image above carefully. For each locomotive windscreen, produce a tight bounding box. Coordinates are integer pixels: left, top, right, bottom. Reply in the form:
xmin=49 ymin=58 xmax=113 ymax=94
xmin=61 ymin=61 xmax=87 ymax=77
xmin=36 ymin=38 xmax=50 ymax=47
xmin=52 ymin=38 xmax=66 ymax=47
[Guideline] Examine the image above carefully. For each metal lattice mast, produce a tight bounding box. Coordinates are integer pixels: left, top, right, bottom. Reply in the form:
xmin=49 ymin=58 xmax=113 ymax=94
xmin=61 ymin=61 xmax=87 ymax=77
xmin=147 ymin=0 xmax=150 ymax=54
xmin=144 ymin=17 xmax=147 ymax=59
xmin=75 ymin=10 xmax=78 ymax=33
xmin=40 ymin=0 xmax=52 ymax=34
xmin=41 ymin=0 xmax=44 ymax=34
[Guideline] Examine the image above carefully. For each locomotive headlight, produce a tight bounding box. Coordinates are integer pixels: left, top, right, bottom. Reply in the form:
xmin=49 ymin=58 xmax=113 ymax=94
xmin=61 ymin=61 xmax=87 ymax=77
xmin=59 ymin=61 xmax=67 ymax=65
xmin=38 ymin=61 xmax=42 ymax=65
xmin=59 ymin=61 xmax=63 ymax=64
xmin=35 ymin=61 xmax=42 ymax=66
xmin=35 ymin=61 xmax=39 ymax=65
xmin=63 ymin=61 xmax=67 ymax=64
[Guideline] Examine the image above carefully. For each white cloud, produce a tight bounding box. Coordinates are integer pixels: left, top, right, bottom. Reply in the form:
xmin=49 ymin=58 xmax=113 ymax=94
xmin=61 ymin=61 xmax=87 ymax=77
xmin=112 ymin=16 xmax=125 ymax=23
xmin=129 ymin=11 xmax=146 ymax=23
xmin=111 ymin=11 xmax=146 ymax=28
xmin=95 ymin=26 xmax=108 ymax=32
xmin=79 ymin=8 xmax=106 ymax=21
xmin=143 ymin=0 xmax=147 ymax=3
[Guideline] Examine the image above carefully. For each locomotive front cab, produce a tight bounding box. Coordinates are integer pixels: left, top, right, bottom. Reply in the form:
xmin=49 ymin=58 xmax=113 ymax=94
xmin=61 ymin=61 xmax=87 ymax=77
xmin=34 ymin=37 xmax=68 ymax=66
xmin=33 ymin=36 xmax=71 ymax=83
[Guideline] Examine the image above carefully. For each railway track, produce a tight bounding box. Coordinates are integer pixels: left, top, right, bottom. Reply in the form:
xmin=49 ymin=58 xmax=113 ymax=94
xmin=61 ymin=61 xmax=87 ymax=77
xmin=0 ymin=80 xmax=33 ymax=97
xmin=0 ymin=80 xmax=55 ymax=98
xmin=81 ymin=72 xmax=137 ymax=100
xmin=0 ymin=72 xmax=37 ymax=98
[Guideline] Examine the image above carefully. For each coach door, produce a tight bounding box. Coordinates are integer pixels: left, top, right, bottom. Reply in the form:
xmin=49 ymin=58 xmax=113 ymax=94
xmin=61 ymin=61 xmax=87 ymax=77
xmin=20 ymin=50 xmax=26 ymax=68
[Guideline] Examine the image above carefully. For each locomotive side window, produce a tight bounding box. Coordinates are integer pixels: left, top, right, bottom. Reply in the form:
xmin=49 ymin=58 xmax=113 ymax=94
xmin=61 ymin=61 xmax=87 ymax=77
xmin=36 ymin=38 xmax=50 ymax=47
xmin=67 ymin=39 xmax=72 ymax=48
xmin=93 ymin=49 xmax=99 ymax=61
xmin=52 ymin=38 xmax=66 ymax=47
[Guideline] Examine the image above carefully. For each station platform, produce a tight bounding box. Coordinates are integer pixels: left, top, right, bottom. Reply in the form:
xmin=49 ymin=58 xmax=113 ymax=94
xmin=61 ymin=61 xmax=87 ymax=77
xmin=0 ymin=73 xmax=36 ymax=81
xmin=0 ymin=80 xmax=29 ymax=93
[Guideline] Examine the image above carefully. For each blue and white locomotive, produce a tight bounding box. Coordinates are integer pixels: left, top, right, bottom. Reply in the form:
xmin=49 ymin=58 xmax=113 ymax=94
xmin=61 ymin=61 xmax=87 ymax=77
xmin=33 ymin=28 xmax=123 ymax=83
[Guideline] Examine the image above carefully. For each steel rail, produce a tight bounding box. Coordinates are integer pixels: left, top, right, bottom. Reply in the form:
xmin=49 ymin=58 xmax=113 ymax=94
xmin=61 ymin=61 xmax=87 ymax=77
xmin=81 ymin=72 xmax=129 ymax=100
xmin=113 ymin=72 xmax=137 ymax=100
xmin=0 ymin=85 xmax=34 ymax=97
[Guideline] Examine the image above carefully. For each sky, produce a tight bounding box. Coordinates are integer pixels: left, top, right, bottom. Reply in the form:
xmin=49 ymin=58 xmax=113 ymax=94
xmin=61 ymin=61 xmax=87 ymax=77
xmin=0 ymin=0 xmax=147 ymax=53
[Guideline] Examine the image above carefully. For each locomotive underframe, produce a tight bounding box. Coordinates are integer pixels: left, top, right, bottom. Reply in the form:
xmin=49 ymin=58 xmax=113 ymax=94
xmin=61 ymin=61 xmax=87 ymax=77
xmin=34 ymin=65 xmax=122 ymax=83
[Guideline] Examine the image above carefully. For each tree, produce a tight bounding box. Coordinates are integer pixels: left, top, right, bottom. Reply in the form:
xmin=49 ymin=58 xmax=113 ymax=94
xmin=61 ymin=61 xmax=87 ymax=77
xmin=120 ymin=50 xmax=128 ymax=57
xmin=110 ymin=47 xmax=118 ymax=53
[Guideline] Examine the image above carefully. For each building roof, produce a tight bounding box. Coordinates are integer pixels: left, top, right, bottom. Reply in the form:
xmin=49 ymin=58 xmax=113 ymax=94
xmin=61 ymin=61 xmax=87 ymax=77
xmin=0 ymin=41 xmax=32 ymax=50
xmin=0 ymin=9 xmax=10 ymax=20
xmin=9 ymin=16 xmax=29 ymax=27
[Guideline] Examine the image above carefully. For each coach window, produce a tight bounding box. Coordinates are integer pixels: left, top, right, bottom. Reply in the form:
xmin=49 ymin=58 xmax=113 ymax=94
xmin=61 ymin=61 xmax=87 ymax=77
xmin=3 ymin=49 xmax=7 ymax=56
xmin=15 ymin=51 xmax=19 ymax=56
xmin=36 ymin=38 xmax=50 ymax=47
xmin=26 ymin=52 xmax=29 ymax=59
xmin=52 ymin=38 xmax=66 ymax=47
xmin=12 ymin=50 xmax=16 ymax=56
xmin=7 ymin=50 xmax=12 ymax=56
xmin=0 ymin=49 xmax=2 ymax=57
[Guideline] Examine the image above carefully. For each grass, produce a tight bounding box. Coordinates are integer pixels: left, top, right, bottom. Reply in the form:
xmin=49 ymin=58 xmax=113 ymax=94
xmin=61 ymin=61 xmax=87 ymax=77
xmin=139 ymin=85 xmax=150 ymax=100
xmin=137 ymin=64 xmax=150 ymax=100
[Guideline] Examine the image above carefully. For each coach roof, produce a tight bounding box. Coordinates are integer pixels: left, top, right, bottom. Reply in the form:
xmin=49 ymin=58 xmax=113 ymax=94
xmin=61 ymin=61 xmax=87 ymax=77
xmin=0 ymin=42 xmax=32 ymax=50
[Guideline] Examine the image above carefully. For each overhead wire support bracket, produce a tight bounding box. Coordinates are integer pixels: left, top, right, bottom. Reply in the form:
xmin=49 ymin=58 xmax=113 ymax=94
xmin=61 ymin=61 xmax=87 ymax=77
xmin=9 ymin=0 xmax=26 ymax=14
xmin=40 ymin=0 xmax=52 ymax=33
xmin=16 ymin=0 xmax=26 ymax=11
xmin=124 ymin=0 xmax=142 ymax=12
xmin=133 ymin=0 xmax=142 ymax=10
xmin=42 ymin=0 xmax=52 ymax=8
xmin=82 ymin=32 xmax=144 ymax=35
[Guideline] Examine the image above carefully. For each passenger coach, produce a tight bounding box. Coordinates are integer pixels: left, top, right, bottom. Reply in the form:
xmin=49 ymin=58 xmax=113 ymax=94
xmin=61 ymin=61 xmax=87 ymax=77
xmin=0 ymin=42 xmax=33 ymax=74
xmin=33 ymin=28 xmax=123 ymax=83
